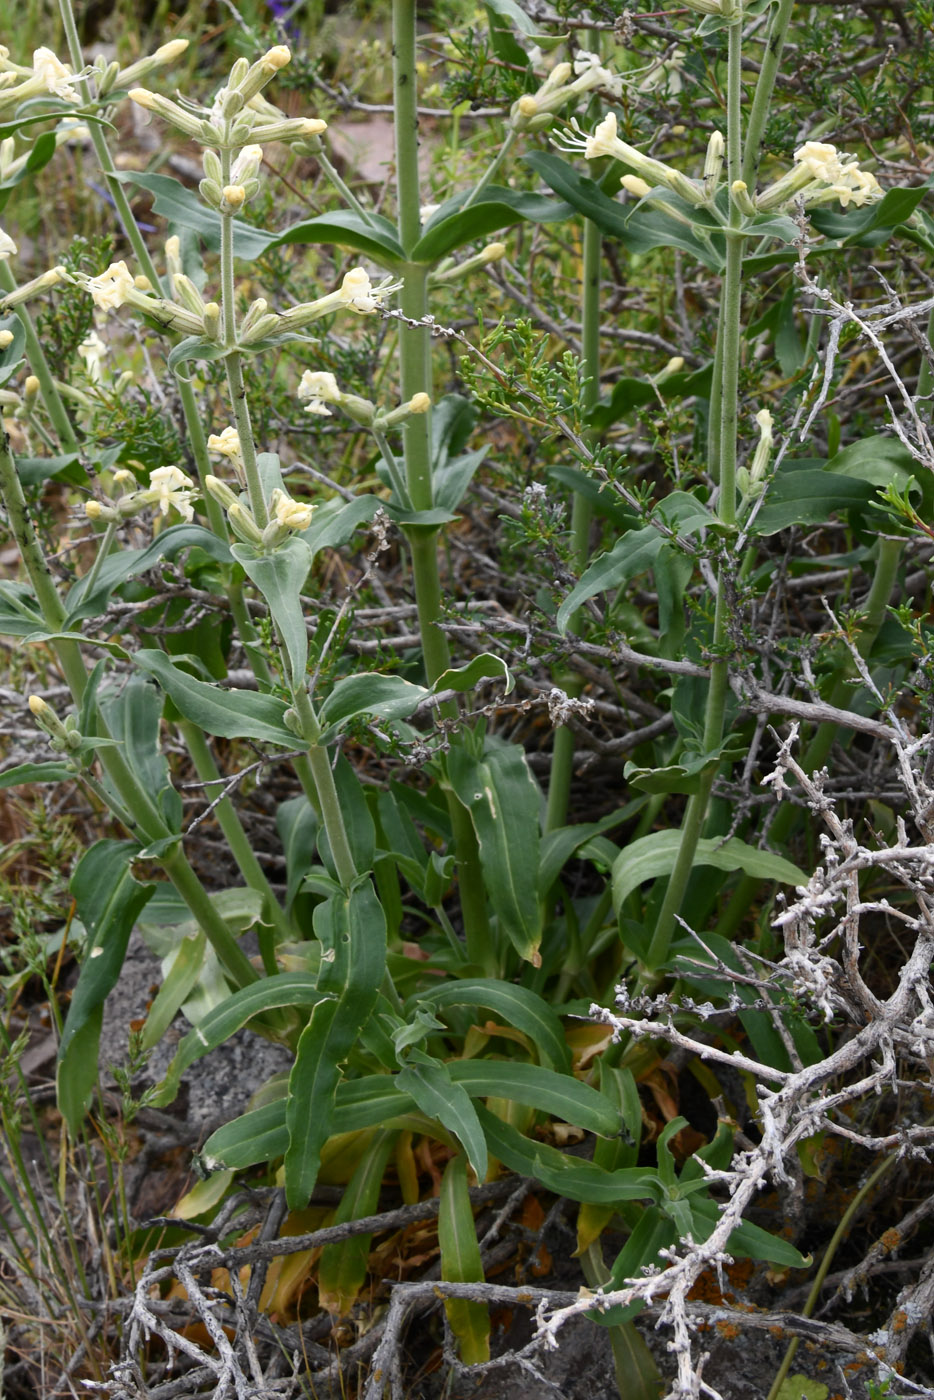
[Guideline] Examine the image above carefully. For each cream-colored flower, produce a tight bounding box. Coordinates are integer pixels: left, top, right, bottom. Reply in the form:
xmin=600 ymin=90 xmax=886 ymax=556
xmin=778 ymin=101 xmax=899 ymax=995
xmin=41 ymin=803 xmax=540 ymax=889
xmin=77 ymin=330 xmax=107 ymax=383
xmin=0 ymin=226 xmax=16 ymax=259
xmin=793 ymin=141 xmax=842 ymax=183
xmin=270 ymin=487 xmax=313 ymax=532
xmin=32 ymin=47 xmax=80 ymax=102
xmin=207 ymin=426 xmax=242 ymax=460
xmin=148 ymin=464 xmax=195 ymax=520
xmin=583 ymin=112 xmax=622 ymax=161
xmin=231 ymin=144 xmax=264 ymax=184
xmin=298 ymin=369 xmax=341 ymax=415
xmin=339 ymin=267 xmax=395 ymax=314
xmin=87 ymin=261 xmax=136 ymax=313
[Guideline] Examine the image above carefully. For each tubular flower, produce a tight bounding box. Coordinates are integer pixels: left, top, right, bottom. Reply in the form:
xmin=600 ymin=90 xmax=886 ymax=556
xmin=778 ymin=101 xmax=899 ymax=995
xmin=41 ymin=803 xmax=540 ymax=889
xmin=0 ymin=226 xmax=15 ymax=259
xmin=758 ymin=141 xmax=883 ymax=213
xmin=558 ymin=112 xmax=704 ymax=206
xmin=147 ymin=465 xmax=196 ymax=521
xmin=270 ymin=487 xmax=314 ymax=532
xmin=339 ymin=267 xmax=396 ymax=314
xmin=208 ymin=426 xmax=242 ymax=460
xmin=87 ymin=261 xmax=136 ymax=313
xmin=77 ymin=330 xmax=108 ymax=383
xmin=298 ymin=369 xmax=341 ymax=416
xmin=32 ymin=48 xmax=80 ymax=102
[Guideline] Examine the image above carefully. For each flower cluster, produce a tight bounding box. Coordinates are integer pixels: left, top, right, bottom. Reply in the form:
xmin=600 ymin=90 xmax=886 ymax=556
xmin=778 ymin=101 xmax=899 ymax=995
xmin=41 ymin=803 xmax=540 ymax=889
xmin=85 ymin=465 xmax=197 ymax=525
xmin=756 ymin=140 xmax=882 ymax=212
xmin=129 ymin=46 xmax=326 ymax=153
xmin=0 ymin=40 xmax=188 ymax=114
xmin=510 ymin=55 xmax=623 ymax=133
xmin=559 ymin=112 xmax=705 ymax=207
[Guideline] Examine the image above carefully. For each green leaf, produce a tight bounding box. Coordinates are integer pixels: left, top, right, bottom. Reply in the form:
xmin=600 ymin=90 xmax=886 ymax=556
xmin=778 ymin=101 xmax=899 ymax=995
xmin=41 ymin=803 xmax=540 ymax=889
xmin=231 ymin=536 xmax=312 ymax=685
xmin=435 ymin=652 xmax=514 ymax=696
xmin=139 ymin=930 xmax=206 ymax=1053
xmin=268 ymin=208 xmax=405 ymax=266
xmin=476 ymin=1106 xmax=652 ymax=1204
xmin=558 ymin=525 xmax=663 ymax=634
xmin=199 ymin=1100 xmax=291 ymax=1170
xmin=0 ymin=761 xmax=76 ymax=788
xmin=398 ymin=1053 xmax=488 ymax=1180
xmin=318 ymin=754 xmax=376 ymax=875
xmin=133 ymin=648 xmax=296 ymax=747
xmin=810 ymin=185 xmax=927 ymax=248
xmin=318 ymin=672 xmax=431 ymax=739
xmin=65 ymin=523 xmax=232 ymax=623
xmin=410 ymin=979 xmax=570 ymax=1072
xmin=612 ymin=832 xmax=806 ymax=914
xmin=412 ymin=185 xmax=572 ymax=262
xmin=439 ymin=1154 xmax=490 ymax=1364
xmin=0 ymin=128 xmax=57 ymax=213
xmin=525 ymin=152 xmax=723 ymax=271
xmin=284 ymin=881 xmax=386 ymax=1207
xmin=276 ymin=796 xmax=319 ymax=913
xmin=0 ymin=580 xmax=45 ymax=636
xmin=592 ymin=1205 xmax=676 ymax=1326
xmin=100 ymin=672 xmax=182 ymax=830
xmin=153 ymin=973 xmax=327 ymax=1106
xmin=318 ymin=1130 xmax=399 ymax=1314
xmin=447 ymin=743 xmax=542 ymax=963
xmin=302 ymin=494 xmax=380 ymax=556
xmin=449 ymin=1060 xmax=620 ymax=1136
xmin=57 ymin=841 xmax=155 ymax=1133
xmin=113 ymin=171 xmax=276 ymax=260
xmin=689 ymin=1195 xmax=811 ymax=1268
xmin=166 ymin=337 xmax=229 ymax=372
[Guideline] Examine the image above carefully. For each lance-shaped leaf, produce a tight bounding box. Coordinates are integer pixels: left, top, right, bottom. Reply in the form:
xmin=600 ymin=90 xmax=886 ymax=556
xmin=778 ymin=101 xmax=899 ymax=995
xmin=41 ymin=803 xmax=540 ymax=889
xmin=57 ymin=841 xmax=155 ymax=1134
xmin=317 ymin=1130 xmax=399 ymax=1315
xmin=410 ymin=979 xmax=570 ymax=1072
xmin=449 ymin=1059 xmax=620 ymax=1136
xmin=525 ymin=152 xmax=724 ymax=272
xmin=284 ymin=881 xmax=386 ymax=1207
xmin=231 ymin=536 xmax=312 ymax=685
xmin=476 ymin=1106 xmax=653 ymax=1205
xmin=134 ymin=648 xmax=296 ymax=747
xmin=153 ymin=973 xmax=327 ymax=1106
xmin=439 ymin=1154 xmax=490 ymax=1364
xmin=434 ymin=652 xmax=514 ymax=696
xmin=412 ymin=185 xmax=573 ymax=262
xmin=269 ymin=208 xmax=405 ymax=266
xmin=446 ymin=743 xmax=542 ymax=963
xmin=0 ymin=580 xmax=45 ymax=635
xmin=302 ymin=494 xmax=380 ymax=557
xmin=65 ymin=523 xmax=232 ymax=624
xmin=0 ymin=761 xmax=76 ymax=788
xmin=397 ymin=1051 xmax=488 ymax=1181
xmin=318 ymin=673 xmax=431 ymax=740
xmin=613 ymin=831 xmax=806 ymax=915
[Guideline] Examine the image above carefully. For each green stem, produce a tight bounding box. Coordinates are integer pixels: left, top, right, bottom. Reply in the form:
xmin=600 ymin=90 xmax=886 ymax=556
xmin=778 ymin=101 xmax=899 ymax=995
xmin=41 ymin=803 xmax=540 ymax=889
xmin=305 ymin=743 xmax=358 ymax=892
xmin=316 ymin=148 xmax=378 ymax=227
xmin=766 ymin=1150 xmax=896 ymax=1400
xmin=546 ymin=216 xmax=601 ymax=835
xmin=179 ymin=721 xmax=293 ymax=953
xmin=392 ymin=0 xmax=492 ymax=969
xmin=78 ymin=519 xmax=117 ymax=604
xmin=643 ymin=21 xmax=745 ymax=973
xmin=0 ymin=261 xmax=77 ymax=450
xmin=0 ymin=428 xmax=262 ymax=989
xmin=740 ymin=0 xmax=796 ymax=190
xmin=460 ymin=128 xmax=517 ymax=213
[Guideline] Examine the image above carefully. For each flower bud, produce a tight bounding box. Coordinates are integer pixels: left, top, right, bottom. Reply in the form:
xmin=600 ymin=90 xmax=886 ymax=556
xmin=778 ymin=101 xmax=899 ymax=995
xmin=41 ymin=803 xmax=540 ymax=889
xmin=220 ymin=184 xmax=246 ymax=213
xmin=202 ymin=302 xmax=221 ymax=340
xmin=409 ymin=392 xmax=430 ymax=414
xmin=85 ymin=499 xmax=120 ymax=522
xmin=239 ymin=311 xmax=280 ymax=344
xmin=165 ymin=235 xmax=182 ymax=279
xmin=703 ymin=131 xmax=724 ymax=198
xmin=621 ymin=175 xmax=651 ymax=199
xmin=0 ymin=330 xmax=12 ymax=349
xmin=204 ymin=473 xmax=241 ymax=510
xmin=731 ymin=179 xmax=757 ymax=216
xmin=199 ymin=178 xmax=222 ymax=209
xmin=172 ymin=272 xmax=206 ymax=316
xmin=23 ymin=375 xmax=39 ymax=405
xmin=202 ymin=149 xmax=223 ymax=185
xmin=228 ymin=501 xmax=264 ymax=546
